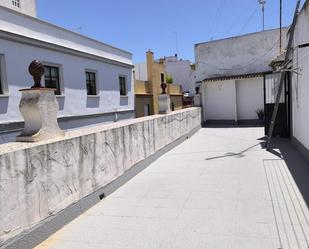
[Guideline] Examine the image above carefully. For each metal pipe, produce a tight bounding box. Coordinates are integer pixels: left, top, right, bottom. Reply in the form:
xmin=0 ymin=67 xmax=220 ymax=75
xmin=280 ymin=0 xmax=282 ymax=52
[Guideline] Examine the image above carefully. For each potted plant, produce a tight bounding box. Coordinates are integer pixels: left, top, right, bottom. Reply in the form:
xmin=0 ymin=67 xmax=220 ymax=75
xmin=255 ymin=108 xmax=264 ymax=124
xmin=166 ymin=75 xmax=173 ymax=84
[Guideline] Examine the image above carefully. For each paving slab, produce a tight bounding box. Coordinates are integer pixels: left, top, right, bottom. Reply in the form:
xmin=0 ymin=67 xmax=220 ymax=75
xmin=35 ymin=127 xmax=309 ymax=249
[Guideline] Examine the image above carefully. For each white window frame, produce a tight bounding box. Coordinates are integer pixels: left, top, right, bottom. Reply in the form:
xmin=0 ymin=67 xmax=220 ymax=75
xmin=0 ymin=55 xmax=8 ymax=96
xmin=119 ymin=75 xmax=128 ymax=97
xmin=42 ymin=61 xmax=64 ymax=96
xmin=85 ymin=69 xmax=99 ymax=97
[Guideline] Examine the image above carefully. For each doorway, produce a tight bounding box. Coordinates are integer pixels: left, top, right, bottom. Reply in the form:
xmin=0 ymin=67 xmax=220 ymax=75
xmin=264 ymin=72 xmax=291 ymax=138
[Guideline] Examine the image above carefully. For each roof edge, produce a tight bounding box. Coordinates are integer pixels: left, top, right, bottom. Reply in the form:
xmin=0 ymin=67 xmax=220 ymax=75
xmin=195 ymin=27 xmax=288 ymax=47
xmin=0 ymin=5 xmax=132 ymax=56
xmin=202 ymin=72 xmax=272 ymax=82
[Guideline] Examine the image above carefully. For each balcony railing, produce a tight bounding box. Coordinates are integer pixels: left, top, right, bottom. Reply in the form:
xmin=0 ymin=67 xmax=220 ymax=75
xmin=167 ymin=84 xmax=182 ymax=95
xmin=135 ymin=80 xmax=151 ymax=95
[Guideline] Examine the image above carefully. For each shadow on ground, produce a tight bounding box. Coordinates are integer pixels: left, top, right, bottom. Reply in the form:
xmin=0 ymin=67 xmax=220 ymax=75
xmin=205 ymin=127 xmax=309 ymax=210
xmin=205 ymin=143 xmax=262 ymax=161
xmin=267 ymin=138 xmax=309 ymax=209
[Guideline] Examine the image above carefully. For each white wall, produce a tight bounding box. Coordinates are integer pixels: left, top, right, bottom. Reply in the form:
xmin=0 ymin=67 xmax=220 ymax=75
xmin=202 ymin=78 xmax=264 ymax=122
xmin=292 ymin=1 xmax=309 ymax=150
xmin=0 ymin=6 xmax=132 ymax=65
xmin=0 ymin=6 xmax=134 ymax=128
xmin=0 ymin=107 xmax=201 ymax=244
xmin=195 ymin=28 xmax=287 ymax=82
xmin=236 ymin=78 xmax=264 ymax=120
xmin=0 ymin=0 xmax=37 ymax=17
xmin=203 ymin=80 xmax=237 ymax=121
xmin=134 ymin=62 xmax=148 ymax=81
xmin=0 ymin=38 xmax=134 ymax=125
xmin=165 ymin=59 xmax=196 ymax=95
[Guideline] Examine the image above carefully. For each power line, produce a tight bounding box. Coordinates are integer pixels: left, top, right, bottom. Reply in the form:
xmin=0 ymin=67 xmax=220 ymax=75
xmin=197 ymin=29 xmax=288 ymax=71
xmin=198 ymin=40 xmax=278 ymax=71
xmin=223 ymin=0 xmax=257 ymax=36
xmin=208 ymin=0 xmax=227 ymax=40
xmin=239 ymin=4 xmax=259 ymax=33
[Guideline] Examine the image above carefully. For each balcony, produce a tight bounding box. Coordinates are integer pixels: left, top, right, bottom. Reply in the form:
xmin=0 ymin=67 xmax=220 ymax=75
xmin=167 ymin=84 xmax=182 ymax=95
xmin=135 ymin=80 xmax=151 ymax=95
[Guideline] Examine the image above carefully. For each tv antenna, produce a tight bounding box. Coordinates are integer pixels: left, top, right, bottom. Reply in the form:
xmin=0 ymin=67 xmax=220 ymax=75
xmin=259 ymin=0 xmax=266 ymax=31
xmin=172 ymin=31 xmax=179 ymax=55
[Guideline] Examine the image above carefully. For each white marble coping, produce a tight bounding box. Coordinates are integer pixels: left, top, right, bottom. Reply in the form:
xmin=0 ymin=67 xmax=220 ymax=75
xmin=0 ymin=107 xmax=200 ymax=155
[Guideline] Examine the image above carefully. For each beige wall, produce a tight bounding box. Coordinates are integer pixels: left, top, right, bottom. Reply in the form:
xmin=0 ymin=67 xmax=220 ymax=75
xmin=0 ymin=0 xmax=37 ymax=17
xmin=135 ymin=51 xmax=184 ymax=117
xmin=135 ymin=80 xmax=150 ymax=94
xmin=171 ymin=95 xmax=183 ymax=111
xmin=147 ymin=51 xmax=166 ymax=114
xmin=135 ymin=95 xmax=153 ymax=118
xmin=167 ymin=84 xmax=182 ymax=95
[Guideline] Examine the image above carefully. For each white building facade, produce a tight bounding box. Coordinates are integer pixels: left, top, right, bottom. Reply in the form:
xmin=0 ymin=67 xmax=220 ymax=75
xmin=0 ymin=4 xmax=134 ymax=142
xmin=164 ymin=55 xmax=196 ymax=95
xmin=291 ymin=0 xmax=309 ymax=159
xmin=201 ymin=76 xmax=264 ymax=123
xmin=195 ymin=29 xmax=286 ymax=124
xmin=0 ymin=0 xmax=37 ymax=17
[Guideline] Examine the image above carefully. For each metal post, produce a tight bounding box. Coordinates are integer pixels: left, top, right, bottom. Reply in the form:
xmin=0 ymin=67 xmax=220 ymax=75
xmin=262 ymin=4 xmax=265 ymax=31
xmin=266 ymin=0 xmax=301 ymax=150
xmin=280 ymin=0 xmax=282 ymax=53
xmin=259 ymin=0 xmax=266 ymax=31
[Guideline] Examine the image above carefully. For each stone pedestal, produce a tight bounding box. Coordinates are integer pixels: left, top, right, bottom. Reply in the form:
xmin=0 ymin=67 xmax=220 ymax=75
xmin=193 ymin=94 xmax=201 ymax=107
xmin=17 ymin=88 xmax=65 ymax=142
xmin=158 ymin=94 xmax=171 ymax=114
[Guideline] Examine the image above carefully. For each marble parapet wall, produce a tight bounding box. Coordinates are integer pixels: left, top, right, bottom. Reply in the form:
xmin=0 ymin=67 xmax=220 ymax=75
xmin=0 ymin=107 xmax=201 ymax=244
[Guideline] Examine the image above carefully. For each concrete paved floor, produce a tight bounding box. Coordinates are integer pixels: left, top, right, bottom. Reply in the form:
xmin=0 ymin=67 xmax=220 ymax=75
xmin=35 ymin=127 xmax=309 ymax=249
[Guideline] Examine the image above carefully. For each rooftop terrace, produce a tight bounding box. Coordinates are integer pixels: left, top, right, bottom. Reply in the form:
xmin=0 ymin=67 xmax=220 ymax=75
xmin=34 ymin=126 xmax=309 ymax=249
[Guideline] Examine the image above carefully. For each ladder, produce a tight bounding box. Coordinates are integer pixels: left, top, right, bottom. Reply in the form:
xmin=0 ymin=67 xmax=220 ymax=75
xmin=266 ymin=0 xmax=301 ymax=151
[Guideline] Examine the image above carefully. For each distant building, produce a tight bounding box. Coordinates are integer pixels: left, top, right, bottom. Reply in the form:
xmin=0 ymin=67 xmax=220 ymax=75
xmin=164 ymin=54 xmax=196 ymax=96
xmin=0 ymin=2 xmax=134 ymax=143
xmin=134 ymin=51 xmax=183 ymax=118
xmin=195 ymin=28 xmax=287 ymax=125
xmin=0 ymin=0 xmax=37 ymax=17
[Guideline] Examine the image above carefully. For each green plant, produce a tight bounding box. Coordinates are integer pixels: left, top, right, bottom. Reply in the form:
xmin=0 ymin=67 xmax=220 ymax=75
xmin=255 ymin=108 xmax=264 ymax=121
xmin=166 ymin=75 xmax=173 ymax=84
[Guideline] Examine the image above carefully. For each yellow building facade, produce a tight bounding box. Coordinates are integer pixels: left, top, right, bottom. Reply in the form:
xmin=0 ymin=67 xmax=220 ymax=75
xmin=134 ymin=51 xmax=183 ymax=118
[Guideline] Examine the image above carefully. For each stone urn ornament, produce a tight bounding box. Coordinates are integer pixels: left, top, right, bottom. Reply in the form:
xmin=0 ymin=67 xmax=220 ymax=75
xmin=17 ymin=60 xmax=64 ymax=142
xmin=161 ymin=82 xmax=167 ymax=94
xmin=158 ymin=82 xmax=171 ymax=114
xmin=195 ymin=86 xmax=200 ymax=95
xmin=193 ymin=86 xmax=201 ymax=107
xmin=29 ymin=60 xmax=45 ymax=88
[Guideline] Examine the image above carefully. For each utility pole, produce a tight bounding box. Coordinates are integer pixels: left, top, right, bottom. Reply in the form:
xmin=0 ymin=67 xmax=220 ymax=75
xmin=279 ymin=0 xmax=282 ymax=53
xmin=259 ymin=0 xmax=266 ymax=31
xmin=266 ymin=0 xmax=301 ymax=151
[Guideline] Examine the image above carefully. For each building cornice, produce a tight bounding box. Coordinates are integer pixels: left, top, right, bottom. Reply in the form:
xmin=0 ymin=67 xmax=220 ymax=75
xmin=0 ymin=5 xmax=132 ymax=56
xmin=0 ymin=30 xmax=134 ymax=69
xmin=0 ymin=109 xmax=135 ymax=133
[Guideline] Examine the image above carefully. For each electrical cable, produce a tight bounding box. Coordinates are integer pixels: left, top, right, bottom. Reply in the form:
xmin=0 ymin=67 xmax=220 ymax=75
xmin=224 ymin=0 xmax=257 ymax=36
xmin=196 ymin=29 xmax=288 ymax=71
xmin=239 ymin=4 xmax=259 ymax=34
xmin=208 ymin=0 xmax=227 ymax=39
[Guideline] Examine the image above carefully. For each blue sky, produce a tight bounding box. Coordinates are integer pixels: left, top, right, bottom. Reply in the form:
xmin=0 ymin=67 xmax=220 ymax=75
xmin=37 ymin=0 xmax=302 ymax=63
